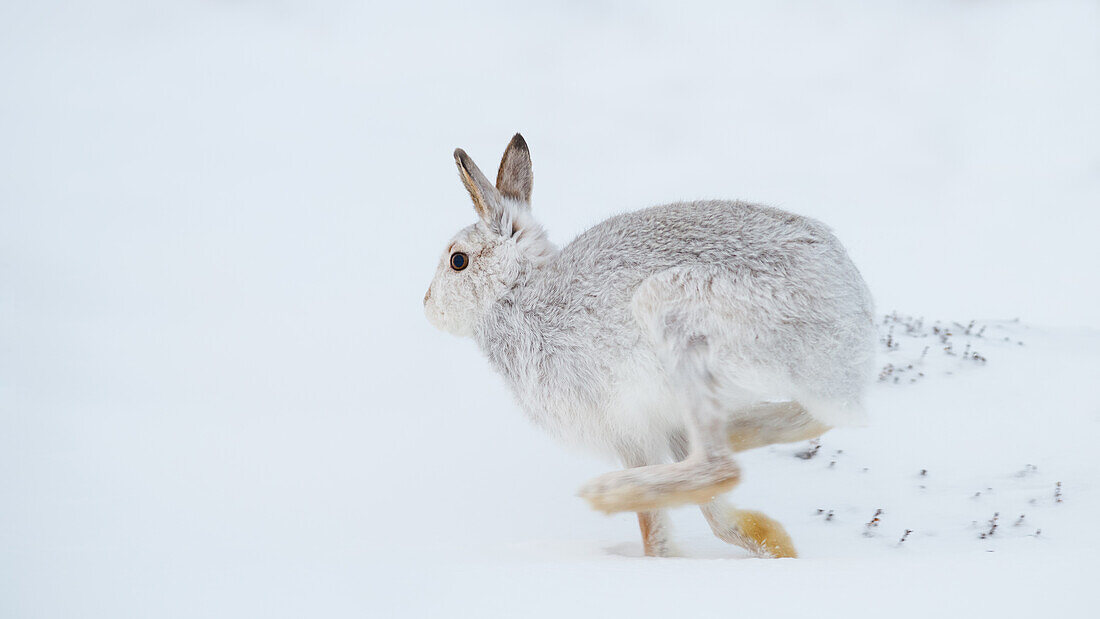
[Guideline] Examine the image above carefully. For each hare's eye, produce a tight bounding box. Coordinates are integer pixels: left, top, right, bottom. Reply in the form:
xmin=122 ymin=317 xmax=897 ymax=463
xmin=450 ymin=252 xmax=469 ymax=271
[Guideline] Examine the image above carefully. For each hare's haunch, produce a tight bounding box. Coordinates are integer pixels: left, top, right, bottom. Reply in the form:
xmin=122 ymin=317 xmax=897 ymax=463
xmin=424 ymin=134 xmax=875 ymax=558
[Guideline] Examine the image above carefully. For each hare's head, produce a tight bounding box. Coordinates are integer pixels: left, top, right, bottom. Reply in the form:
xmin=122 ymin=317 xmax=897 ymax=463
xmin=424 ymin=134 xmax=554 ymax=337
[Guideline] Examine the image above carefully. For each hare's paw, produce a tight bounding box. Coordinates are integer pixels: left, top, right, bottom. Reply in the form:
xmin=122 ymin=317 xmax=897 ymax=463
xmin=578 ymin=459 xmax=740 ymax=514
xmin=733 ymin=509 xmax=798 ymax=558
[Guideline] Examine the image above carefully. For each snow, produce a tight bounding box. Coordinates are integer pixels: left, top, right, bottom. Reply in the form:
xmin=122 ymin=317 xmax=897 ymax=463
xmin=2 ymin=1 xmax=1099 ymax=617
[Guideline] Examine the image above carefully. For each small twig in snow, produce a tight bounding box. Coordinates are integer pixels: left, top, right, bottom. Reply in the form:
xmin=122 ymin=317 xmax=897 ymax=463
xmin=863 ymin=509 xmax=884 ymax=537
xmin=979 ymin=512 xmax=999 ymax=539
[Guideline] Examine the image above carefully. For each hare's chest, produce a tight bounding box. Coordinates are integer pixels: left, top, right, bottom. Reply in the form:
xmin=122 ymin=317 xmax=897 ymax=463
xmin=602 ymin=351 xmax=683 ymax=445
xmin=512 ymin=348 xmax=680 ymax=458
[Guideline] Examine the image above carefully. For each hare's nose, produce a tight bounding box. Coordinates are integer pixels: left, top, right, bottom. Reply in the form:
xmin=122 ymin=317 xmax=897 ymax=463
xmin=423 ymin=287 xmax=432 ymax=305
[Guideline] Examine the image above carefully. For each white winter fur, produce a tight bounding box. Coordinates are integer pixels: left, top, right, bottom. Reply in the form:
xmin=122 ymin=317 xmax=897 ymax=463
xmin=425 ymin=134 xmax=875 ymax=557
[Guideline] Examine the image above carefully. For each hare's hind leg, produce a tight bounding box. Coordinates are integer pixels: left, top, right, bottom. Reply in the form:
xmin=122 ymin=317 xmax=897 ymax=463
xmin=727 ymin=401 xmax=830 ymax=452
xmin=579 ymin=269 xmax=744 ymax=514
xmin=669 ymin=435 xmax=797 ymax=558
xmin=702 ymin=500 xmax=797 ymax=558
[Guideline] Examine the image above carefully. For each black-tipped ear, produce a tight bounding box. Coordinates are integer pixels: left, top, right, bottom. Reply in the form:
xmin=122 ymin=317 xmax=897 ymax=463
xmin=496 ymin=133 xmax=533 ymax=205
xmin=454 ymin=148 xmax=504 ymax=229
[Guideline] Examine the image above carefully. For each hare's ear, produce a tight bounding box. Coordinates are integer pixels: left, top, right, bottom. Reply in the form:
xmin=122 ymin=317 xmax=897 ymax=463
xmin=454 ymin=148 xmax=505 ymax=232
xmin=496 ymin=133 xmax=533 ymax=206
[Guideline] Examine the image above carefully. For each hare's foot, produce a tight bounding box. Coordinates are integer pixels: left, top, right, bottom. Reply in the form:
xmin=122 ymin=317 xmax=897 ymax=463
xmin=579 ymin=456 xmax=740 ymax=514
xmin=637 ymin=510 xmax=675 ymax=557
xmin=726 ymin=401 xmax=830 ymax=452
xmin=702 ymin=502 xmax=797 ymax=558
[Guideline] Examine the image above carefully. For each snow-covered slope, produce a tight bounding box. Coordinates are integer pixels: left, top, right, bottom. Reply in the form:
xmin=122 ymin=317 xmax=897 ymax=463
xmin=2 ymin=1 xmax=1099 ymax=618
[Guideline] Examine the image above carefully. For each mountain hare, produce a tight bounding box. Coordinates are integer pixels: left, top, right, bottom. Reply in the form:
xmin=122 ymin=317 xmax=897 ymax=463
xmin=424 ymin=134 xmax=875 ymax=558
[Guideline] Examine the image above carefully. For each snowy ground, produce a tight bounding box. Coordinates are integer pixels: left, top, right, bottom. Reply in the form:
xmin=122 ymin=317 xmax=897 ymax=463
xmin=366 ymin=319 xmax=1100 ymax=618
xmin=3 ymin=1 xmax=1100 ymax=618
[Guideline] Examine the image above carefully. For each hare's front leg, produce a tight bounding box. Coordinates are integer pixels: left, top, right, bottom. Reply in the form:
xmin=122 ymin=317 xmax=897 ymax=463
xmin=636 ymin=510 xmax=673 ymax=557
xmin=577 ymin=370 xmax=741 ymax=513
xmin=579 ymin=405 xmax=740 ymax=513
xmin=579 ymin=277 xmax=745 ymax=513
xmin=618 ymin=453 xmax=676 ymax=557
